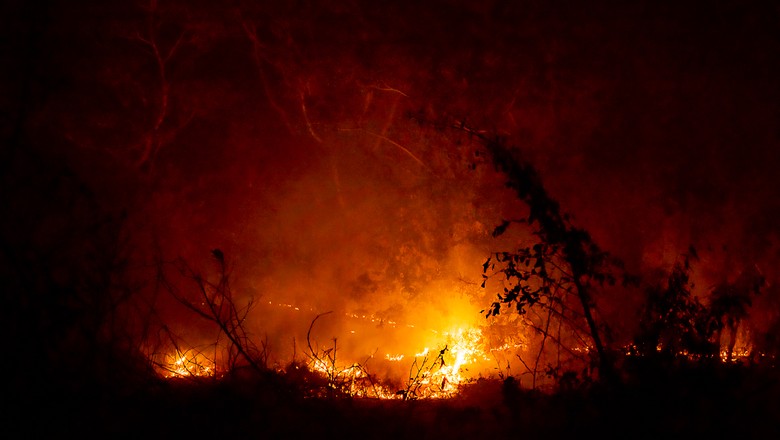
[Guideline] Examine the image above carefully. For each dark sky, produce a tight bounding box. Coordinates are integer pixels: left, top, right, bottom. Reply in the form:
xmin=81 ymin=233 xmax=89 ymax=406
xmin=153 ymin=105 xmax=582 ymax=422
xmin=3 ymin=0 xmax=780 ymax=372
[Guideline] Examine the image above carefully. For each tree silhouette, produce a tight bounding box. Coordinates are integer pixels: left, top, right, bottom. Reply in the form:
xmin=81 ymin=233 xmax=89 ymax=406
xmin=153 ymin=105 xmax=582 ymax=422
xmin=631 ymin=252 xmax=716 ymax=361
xmin=427 ymin=119 xmax=638 ymax=385
xmin=708 ymin=264 xmax=765 ymax=361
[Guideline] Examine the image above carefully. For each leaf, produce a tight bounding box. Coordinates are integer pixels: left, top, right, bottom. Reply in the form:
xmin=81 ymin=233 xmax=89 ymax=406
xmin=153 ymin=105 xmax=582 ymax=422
xmin=492 ymin=220 xmax=511 ymax=237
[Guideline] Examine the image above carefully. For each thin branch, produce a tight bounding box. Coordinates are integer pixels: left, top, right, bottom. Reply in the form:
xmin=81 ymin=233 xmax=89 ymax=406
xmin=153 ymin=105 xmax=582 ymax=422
xmin=338 ymin=128 xmax=429 ymax=170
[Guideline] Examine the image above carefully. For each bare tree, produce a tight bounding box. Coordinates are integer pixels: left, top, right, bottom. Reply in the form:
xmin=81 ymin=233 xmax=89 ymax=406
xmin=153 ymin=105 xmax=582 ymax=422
xmin=131 ymin=0 xmax=188 ymax=170
xmin=155 ymin=249 xmax=268 ymax=376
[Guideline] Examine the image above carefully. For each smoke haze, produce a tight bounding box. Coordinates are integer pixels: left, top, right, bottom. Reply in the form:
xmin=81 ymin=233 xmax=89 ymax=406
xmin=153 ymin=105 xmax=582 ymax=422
xmin=4 ymin=0 xmax=779 ymax=381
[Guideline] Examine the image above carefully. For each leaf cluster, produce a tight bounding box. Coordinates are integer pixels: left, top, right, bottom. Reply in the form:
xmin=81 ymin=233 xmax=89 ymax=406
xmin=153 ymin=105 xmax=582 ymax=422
xmin=632 ymin=253 xmax=716 ymax=359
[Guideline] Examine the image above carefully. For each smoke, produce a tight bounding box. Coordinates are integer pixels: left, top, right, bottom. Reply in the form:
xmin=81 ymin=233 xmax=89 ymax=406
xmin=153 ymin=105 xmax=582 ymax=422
xmin=7 ymin=0 xmax=779 ymax=381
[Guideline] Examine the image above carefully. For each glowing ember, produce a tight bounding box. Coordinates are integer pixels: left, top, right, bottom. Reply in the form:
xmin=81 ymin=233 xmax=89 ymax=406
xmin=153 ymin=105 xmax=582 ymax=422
xmin=158 ymin=349 xmax=217 ymax=379
xmin=153 ymin=282 xmax=764 ymax=397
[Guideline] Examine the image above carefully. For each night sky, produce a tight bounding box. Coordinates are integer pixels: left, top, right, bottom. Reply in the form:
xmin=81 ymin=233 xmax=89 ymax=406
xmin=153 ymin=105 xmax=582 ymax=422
xmin=3 ymin=0 xmax=780 ymax=383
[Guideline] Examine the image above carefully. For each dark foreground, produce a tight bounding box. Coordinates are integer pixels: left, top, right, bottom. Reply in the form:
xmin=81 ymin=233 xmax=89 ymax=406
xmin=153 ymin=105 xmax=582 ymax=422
xmin=10 ymin=360 xmax=780 ymax=439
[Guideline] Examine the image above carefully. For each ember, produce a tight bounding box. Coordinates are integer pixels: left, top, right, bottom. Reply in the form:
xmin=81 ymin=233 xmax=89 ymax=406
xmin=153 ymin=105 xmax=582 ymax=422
xmin=160 ymin=350 xmax=216 ymax=379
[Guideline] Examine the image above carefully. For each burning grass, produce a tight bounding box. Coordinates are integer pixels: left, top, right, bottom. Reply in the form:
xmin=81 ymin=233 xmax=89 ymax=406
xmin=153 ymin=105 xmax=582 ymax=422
xmin=152 ymin=322 xmax=510 ymax=400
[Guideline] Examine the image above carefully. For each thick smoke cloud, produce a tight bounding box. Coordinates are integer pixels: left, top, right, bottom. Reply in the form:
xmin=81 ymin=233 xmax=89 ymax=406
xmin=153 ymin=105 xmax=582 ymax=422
xmin=4 ymin=0 xmax=779 ymax=379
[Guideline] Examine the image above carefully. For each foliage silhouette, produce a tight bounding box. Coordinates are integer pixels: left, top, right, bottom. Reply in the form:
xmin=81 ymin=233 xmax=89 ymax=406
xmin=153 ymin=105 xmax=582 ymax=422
xmin=413 ymin=116 xmax=639 ymax=385
xmin=708 ymin=264 xmax=765 ymax=362
xmin=631 ymin=251 xmax=716 ymax=361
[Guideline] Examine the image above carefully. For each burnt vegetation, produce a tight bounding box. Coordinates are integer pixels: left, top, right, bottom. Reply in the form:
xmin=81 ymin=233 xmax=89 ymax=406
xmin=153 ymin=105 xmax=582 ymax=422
xmin=3 ymin=1 xmax=780 ymax=438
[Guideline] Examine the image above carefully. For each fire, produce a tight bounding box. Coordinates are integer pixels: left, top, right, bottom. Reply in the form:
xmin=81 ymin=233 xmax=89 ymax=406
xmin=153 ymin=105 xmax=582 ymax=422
xmin=297 ymin=323 xmax=494 ymax=399
xmin=154 ymin=317 xmax=504 ymax=399
xmin=403 ymin=327 xmax=488 ymax=399
xmin=307 ymin=359 xmax=397 ymax=399
xmin=436 ymin=328 xmax=487 ymax=386
xmin=155 ymin=311 xmax=762 ymax=398
xmin=158 ymin=349 xmax=217 ymax=379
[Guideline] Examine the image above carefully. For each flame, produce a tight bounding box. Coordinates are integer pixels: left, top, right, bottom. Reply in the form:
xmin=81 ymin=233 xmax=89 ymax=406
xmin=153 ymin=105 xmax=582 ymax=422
xmin=154 ymin=291 xmax=765 ymax=397
xmin=156 ymin=316 xmax=762 ymax=398
xmin=407 ymin=327 xmax=487 ymax=398
xmin=158 ymin=349 xmax=217 ymax=379
xmin=154 ymin=319 xmax=504 ymax=399
xmin=438 ymin=328 xmax=486 ymax=385
xmin=299 ymin=324 xmax=493 ymax=399
xmin=152 ymin=293 xmax=533 ymax=398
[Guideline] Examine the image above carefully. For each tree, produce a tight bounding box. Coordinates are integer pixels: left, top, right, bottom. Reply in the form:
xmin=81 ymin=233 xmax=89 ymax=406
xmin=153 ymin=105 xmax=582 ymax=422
xmin=435 ymin=120 xmax=636 ymax=385
xmin=708 ymin=264 xmax=764 ymax=362
xmin=631 ymin=252 xmax=717 ymax=361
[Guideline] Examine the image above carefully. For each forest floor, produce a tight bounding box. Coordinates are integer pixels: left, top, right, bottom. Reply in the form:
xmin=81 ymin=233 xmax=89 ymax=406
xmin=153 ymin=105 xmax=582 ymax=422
xmin=10 ymin=360 xmax=780 ymax=439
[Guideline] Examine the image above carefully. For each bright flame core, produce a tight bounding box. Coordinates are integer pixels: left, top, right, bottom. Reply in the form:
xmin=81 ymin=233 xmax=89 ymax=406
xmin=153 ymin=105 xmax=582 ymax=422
xmin=159 ymin=349 xmax=217 ymax=379
xmin=154 ymin=314 xmax=523 ymax=398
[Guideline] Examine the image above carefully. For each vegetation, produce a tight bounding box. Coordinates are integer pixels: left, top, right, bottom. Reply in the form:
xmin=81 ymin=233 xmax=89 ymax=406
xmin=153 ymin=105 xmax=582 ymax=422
xmin=8 ymin=126 xmax=780 ymax=438
xmin=4 ymin=1 xmax=780 ymax=438
xmin=448 ymin=121 xmax=637 ymax=386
